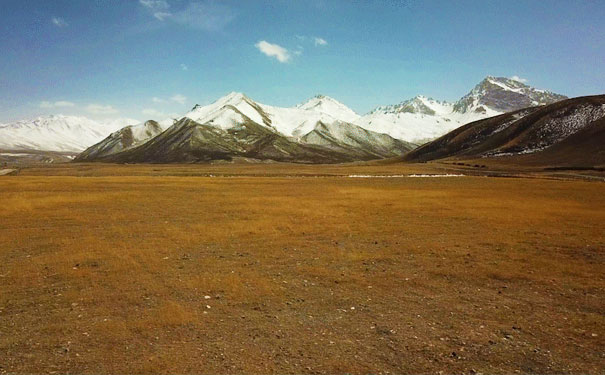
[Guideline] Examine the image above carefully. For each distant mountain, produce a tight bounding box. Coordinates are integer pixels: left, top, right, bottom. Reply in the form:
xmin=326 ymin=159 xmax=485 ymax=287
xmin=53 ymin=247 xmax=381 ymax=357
xmin=0 ymin=115 xmax=139 ymax=152
xmin=355 ymin=76 xmax=567 ymax=143
xmin=2 ymin=76 xmax=568 ymax=162
xmin=402 ymin=95 xmax=605 ymax=167
xmin=80 ymin=93 xmax=414 ymax=163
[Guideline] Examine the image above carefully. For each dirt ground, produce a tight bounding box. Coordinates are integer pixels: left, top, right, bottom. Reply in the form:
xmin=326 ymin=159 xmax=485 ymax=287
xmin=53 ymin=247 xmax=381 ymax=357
xmin=1 ymin=163 xmax=603 ymax=374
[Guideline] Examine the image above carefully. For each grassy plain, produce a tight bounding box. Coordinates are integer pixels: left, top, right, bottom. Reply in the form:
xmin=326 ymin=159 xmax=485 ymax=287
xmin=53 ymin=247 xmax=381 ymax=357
xmin=1 ymin=163 xmax=604 ymax=374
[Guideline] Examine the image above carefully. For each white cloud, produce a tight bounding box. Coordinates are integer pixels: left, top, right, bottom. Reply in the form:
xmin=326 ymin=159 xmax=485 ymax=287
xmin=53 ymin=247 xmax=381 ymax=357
xmin=86 ymin=104 xmax=118 ymax=115
xmin=314 ymin=37 xmax=328 ymax=46
xmin=294 ymin=46 xmax=303 ymax=56
xmin=180 ymin=63 xmax=188 ymax=71
xmin=172 ymin=1 xmax=235 ymax=31
xmin=140 ymin=1 xmax=235 ymax=31
xmin=51 ymin=17 xmax=68 ymax=28
xmin=171 ymin=94 xmax=187 ymax=104
xmin=152 ymin=97 xmax=167 ymax=103
xmin=139 ymin=0 xmax=172 ymax=20
xmin=510 ymin=75 xmax=528 ymax=83
xmin=139 ymin=0 xmax=169 ymax=9
xmin=255 ymin=40 xmax=291 ymax=63
xmin=153 ymin=12 xmax=172 ymax=21
xmin=40 ymin=100 xmax=75 ymax=108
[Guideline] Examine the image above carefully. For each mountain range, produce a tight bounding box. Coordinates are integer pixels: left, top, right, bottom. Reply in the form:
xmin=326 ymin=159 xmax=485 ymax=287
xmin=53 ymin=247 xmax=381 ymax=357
xmin=0 ymin=115 xmax=140 ymax=153
xmin=75 ymin=93 xmax=415 ymax=163
xmin=1 ymin=76 xmax=569 ymax=163
xmin=403 ymin=95 xmax=605 ymax=168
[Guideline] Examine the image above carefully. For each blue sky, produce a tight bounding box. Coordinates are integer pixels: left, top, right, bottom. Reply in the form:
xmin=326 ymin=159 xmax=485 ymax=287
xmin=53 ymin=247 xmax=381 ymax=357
xmin=1 ymin=0 xmax=604 ymax=122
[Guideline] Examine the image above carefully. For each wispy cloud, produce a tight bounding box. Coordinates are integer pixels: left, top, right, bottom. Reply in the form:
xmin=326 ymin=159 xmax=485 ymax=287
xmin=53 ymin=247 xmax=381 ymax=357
xmin=510 ymin=75 xmax=528 ymax=83
xmin=152 ymin=97 xmax=167 ymax=103
xmin=40 ymin=100 xmax=75 ymax=108
xmin=51 ymin=17 xmax=68 ymax=28
xmin=86 ymin=104 xmax=118 ymax=115
xmin=314 ymin=37 xmax=328 ymax=46
xmin=139 ymin=0 xmax=171 ymax=20
xmin=255 ymin=41 xmax=291 ymax=63
xmin=172 ymin=1 xmax=235 ymax=31
xmin=139 ymin=0 xmax=235 ymax=31
xmin=171 ymin=94 xmax=187 ymax=105
xmin=180 ymin=63 xmax=188 ymax=71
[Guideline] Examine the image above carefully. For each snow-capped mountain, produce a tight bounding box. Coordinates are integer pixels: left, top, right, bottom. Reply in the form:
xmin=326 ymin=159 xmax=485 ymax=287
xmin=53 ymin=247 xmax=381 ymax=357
xmin=3 ymin=76 xmax=568 ymax=160
xmin=296 ymin=95 xmax=360 ymax=123
xmin=453 ymin=76 xmax=567 ymax=114
xmin=184 ymin=92 xmax=362 ymax=139
xmin=78 ymin=93 xmax=414 ymax=163
xmin=355 ymin=76 xmax=567 ymax=143
xmin=0 ymin=115 xmax=139 ymax=152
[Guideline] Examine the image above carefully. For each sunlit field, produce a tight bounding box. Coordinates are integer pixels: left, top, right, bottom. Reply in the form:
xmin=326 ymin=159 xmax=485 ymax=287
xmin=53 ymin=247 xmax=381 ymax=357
xmin=1 ymin=164 xmax=603 ymax=374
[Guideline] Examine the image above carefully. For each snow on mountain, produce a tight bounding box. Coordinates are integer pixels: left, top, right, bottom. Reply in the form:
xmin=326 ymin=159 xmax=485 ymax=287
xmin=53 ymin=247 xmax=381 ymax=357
xmin=403 ymin=95 xmax=605 ymax=165
xmin=184 ymin=92 xmax=271 ymax=130
xmin=79 ymin=93 xmax=411 ymax=163
xmin=355 ymin=95 xmax=495 ymax=143
xmin=184 ymin=92 xmax=361 ymax=139
xmin=453 ymin=76 xmax=567 ymax=114
xmin=296 ymin=95 xmax=360 ymax=123
xmin=0 ymin=115 xmax=139 ymax=152
xmin=3 ymin=76 xmax=568 ymax=155
xmin=75 ymin=120 xmax=166 ymax=161
xmin=355 ymin=77 xmax=566 ymax=143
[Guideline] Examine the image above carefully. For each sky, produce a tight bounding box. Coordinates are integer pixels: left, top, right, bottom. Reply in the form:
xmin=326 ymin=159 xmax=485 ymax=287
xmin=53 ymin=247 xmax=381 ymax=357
xmin=1 ymin=0 xmax=604 ymax=122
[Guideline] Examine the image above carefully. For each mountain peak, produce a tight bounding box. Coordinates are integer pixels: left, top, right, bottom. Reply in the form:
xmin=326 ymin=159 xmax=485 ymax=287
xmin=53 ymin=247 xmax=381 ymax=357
xmin=296 ymin=95 xmax=359 ymax=123
xmin=453 ymin=76 xmax=567 ymax=114
xmin=189 ymin=92 xmax=251 ymax=112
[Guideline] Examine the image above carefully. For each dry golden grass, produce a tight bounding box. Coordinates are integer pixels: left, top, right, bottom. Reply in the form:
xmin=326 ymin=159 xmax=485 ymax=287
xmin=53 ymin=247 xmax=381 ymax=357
xmin=0 ymin=163 xmax=604 ymax=374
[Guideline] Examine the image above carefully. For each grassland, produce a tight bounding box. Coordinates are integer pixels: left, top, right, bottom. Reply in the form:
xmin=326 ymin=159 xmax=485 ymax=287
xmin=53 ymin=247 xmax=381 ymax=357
xmin=1 ymin=163 xmax=604 ymax=374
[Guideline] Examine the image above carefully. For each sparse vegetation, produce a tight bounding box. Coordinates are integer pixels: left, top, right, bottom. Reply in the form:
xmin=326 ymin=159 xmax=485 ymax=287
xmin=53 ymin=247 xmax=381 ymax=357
xmin=1 ymin=163 xmax=603 ymax=373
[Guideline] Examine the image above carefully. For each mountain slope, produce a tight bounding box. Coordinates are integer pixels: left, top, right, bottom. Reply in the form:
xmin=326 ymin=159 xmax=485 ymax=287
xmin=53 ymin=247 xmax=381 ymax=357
xmin=75 ymin=120 xmax=165 ymax=161
xmin=453 ymin=76 xmax=568 ymax=114
xmin=402 ymin=95 xmax=605 ymax=167
xmin=95 ymin=111 xmax=361 ymax=164
xmin=299 ymin=121 xmax=416 ymax=159
xmin=0 ymin=115 xmax=139 ymax=152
